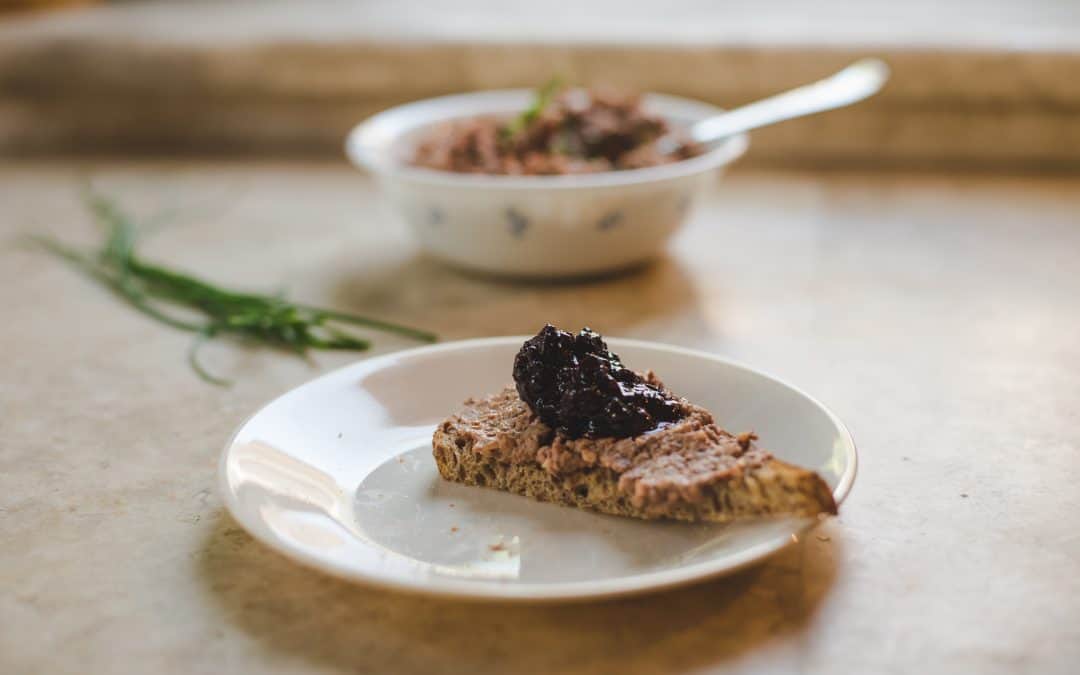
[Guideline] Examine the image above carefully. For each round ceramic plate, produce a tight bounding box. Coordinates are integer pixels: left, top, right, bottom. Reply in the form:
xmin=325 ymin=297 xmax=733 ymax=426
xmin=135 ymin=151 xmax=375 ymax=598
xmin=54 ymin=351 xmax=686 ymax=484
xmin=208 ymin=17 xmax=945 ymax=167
xmin=220 ymin=337 xmax=856 ymax=602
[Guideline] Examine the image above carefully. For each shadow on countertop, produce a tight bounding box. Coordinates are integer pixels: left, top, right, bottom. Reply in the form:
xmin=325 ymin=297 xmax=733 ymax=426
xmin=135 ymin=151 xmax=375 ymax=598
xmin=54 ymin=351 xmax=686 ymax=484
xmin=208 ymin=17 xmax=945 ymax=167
xmin=198 ymin=510 xmax=840 ymax=675
xmin=325 ymin=253 xmax=716 ymax=343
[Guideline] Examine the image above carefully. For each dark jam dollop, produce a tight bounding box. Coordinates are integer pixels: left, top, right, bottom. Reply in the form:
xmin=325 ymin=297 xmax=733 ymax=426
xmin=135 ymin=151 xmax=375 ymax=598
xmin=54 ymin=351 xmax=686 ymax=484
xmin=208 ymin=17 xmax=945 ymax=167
xmin=512 ymin=324 xmax=686 ymax=439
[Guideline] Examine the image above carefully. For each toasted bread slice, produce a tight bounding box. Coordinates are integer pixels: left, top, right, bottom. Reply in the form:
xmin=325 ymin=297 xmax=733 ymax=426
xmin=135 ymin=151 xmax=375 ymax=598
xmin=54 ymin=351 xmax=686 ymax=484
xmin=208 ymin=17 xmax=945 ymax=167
xmin=433 ymin=387 xmax=836 ymax=523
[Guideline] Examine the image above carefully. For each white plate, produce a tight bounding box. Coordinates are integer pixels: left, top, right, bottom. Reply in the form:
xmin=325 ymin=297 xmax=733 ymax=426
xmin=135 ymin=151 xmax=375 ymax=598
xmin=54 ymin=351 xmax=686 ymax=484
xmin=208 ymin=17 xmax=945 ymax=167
xmin=220 ymin=337 xmax=856 ymax=602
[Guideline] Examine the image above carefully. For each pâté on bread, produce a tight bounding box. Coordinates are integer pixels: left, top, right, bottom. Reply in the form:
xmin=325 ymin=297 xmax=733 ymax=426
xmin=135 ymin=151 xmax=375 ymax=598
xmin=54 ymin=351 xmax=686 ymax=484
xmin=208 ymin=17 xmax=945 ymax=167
xmin=433 ymin=325 xmax=836 ymax=523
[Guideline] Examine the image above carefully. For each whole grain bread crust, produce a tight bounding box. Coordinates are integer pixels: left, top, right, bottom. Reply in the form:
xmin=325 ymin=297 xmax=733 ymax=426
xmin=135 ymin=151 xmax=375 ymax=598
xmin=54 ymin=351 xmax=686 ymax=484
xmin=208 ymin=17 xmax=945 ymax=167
xmin=433 ymin=409 xmax=837 ymax=523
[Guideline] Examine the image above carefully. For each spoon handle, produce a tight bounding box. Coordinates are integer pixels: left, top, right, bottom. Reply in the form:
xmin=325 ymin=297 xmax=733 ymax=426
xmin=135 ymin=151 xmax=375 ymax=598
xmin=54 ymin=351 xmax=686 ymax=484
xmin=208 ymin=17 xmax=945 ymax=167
xmin=691 ymin=58 xmax=890 ymax=143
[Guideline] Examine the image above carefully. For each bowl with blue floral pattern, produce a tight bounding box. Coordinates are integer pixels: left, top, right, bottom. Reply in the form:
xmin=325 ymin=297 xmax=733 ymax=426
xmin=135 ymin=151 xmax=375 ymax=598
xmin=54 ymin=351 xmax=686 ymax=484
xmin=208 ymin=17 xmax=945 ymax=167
xmin=346 ymin=89 xmax=748 ymax=278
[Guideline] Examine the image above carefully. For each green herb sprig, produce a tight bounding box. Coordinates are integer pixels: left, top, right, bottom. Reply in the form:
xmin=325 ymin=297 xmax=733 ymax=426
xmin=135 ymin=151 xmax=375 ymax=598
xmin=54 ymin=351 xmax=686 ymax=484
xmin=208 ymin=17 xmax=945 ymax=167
xmin=29 ymin=191 xmax=436 ymax=385
xmin=503 ymin=76 xmax=564 ymax=139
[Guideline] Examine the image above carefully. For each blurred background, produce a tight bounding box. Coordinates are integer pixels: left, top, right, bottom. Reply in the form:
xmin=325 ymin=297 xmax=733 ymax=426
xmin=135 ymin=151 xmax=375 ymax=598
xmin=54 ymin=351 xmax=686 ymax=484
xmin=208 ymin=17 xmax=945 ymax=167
xmin=2 ymin=0 xmax=1078 ymax=170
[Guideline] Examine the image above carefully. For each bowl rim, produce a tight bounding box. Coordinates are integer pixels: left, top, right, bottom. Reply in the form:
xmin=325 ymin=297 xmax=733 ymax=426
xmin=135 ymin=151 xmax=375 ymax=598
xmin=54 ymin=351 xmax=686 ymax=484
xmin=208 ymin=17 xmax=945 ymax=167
xmin=344 ymin=88 xmax=750 ymax=191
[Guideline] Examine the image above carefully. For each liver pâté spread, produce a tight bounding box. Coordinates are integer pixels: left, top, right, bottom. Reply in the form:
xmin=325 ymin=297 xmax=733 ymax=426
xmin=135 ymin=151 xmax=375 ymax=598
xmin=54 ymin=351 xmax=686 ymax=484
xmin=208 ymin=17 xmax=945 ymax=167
xmin=439 ymin=325 xmax=772 ymax=508
xmin=411 ymin=86 xmax=703 ymax=176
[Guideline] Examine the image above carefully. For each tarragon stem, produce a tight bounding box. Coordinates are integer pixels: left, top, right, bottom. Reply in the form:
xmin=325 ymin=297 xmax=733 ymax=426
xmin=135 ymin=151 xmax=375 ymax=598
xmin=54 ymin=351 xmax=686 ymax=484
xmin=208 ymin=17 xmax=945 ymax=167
xmin=28 ymin=190 xmax=436 ymax=385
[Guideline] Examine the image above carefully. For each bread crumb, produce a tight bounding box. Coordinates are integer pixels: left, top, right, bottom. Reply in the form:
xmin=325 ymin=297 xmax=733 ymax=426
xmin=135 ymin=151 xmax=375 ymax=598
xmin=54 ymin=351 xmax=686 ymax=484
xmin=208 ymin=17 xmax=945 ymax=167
xmin=489 ymin=543 xmax=506 ymax=552
xmin=450 ymin=527 xmax=459 ymax=533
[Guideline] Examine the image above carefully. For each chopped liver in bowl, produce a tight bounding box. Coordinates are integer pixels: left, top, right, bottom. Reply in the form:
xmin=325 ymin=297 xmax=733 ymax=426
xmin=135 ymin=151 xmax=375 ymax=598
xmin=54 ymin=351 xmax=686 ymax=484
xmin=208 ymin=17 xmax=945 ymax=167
xmin=411 ymin=86 xmax=703 ymax=176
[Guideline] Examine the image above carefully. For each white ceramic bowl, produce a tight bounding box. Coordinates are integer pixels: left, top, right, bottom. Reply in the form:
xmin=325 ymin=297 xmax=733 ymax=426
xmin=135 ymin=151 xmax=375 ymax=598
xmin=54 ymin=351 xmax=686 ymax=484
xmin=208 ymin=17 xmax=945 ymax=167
xmin=345 ymin=90 xmax=749 ymax=278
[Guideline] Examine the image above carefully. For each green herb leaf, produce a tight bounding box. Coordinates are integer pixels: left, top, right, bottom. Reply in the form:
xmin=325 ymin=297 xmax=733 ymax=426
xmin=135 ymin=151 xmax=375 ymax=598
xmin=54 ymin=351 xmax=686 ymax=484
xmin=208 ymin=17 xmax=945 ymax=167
xmin=29 ymin=190 xmax=436 ymax=385
xmin=503 ymin=76 xmax=564 ymax=139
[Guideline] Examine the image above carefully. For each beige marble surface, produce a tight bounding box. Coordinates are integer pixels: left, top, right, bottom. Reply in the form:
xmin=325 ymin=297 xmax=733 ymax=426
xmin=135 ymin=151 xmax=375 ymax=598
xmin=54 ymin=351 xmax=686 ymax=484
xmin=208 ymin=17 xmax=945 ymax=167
xmin=2 ymin=159 xmax=1079 ymax=674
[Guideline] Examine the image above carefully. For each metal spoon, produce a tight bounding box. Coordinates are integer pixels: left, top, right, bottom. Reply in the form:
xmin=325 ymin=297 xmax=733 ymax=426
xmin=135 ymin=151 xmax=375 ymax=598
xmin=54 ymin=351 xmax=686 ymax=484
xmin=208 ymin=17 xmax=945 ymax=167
xmin=659 ymin=58 xmax=890 ymax=154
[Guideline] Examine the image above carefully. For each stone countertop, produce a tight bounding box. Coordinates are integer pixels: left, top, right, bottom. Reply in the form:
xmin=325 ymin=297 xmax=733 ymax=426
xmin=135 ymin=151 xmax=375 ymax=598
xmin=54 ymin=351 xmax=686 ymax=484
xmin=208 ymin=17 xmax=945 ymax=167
xmin=1 ymin=159 xmax=1078 ymax=674
xmin=2 ymin=1 xmax=1079 ymax=168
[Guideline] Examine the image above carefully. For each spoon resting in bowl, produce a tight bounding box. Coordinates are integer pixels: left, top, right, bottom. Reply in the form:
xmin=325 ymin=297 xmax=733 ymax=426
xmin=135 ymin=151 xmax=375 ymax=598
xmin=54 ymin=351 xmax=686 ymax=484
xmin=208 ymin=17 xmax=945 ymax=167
xmin=658 ymin=58 xmax=890 ymax=155
xmin=345 ymin=60 xmax=889 ymax=278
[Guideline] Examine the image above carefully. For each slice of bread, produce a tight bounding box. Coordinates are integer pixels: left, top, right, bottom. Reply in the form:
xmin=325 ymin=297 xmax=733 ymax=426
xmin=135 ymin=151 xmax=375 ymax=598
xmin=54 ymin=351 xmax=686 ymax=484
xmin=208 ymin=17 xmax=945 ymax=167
xmin=432 ymin=387 xmax=837 ymax=523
